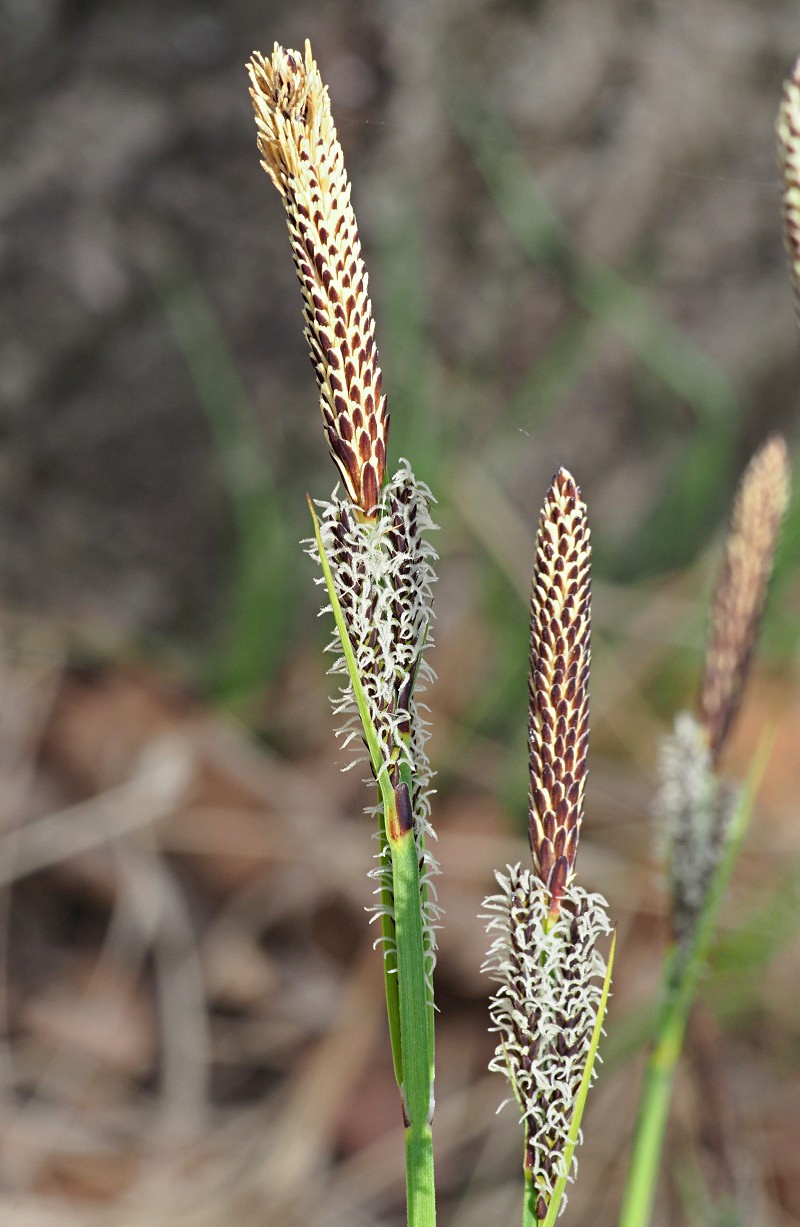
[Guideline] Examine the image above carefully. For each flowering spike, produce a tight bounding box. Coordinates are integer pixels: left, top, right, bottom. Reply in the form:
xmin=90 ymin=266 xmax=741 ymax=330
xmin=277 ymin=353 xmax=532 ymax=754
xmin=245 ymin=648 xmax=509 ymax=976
xmin=310 ymin=465 xmax=441 ymax=988
xmin=777 ymin=59 xmax=800 ymax=323
xmin=484 ymin=470 xmax=610 ymax=1219
xmin=483 ymin=868 xmax=612 ymax=1218
xmin=699 ymin=435 xmax=790 ymax=760
xmin=654 ymin=713 xmax=739 ymax=952
xmin=247 ymin=41 xmax=389 ymax=515
xmin=528 ymin=469 xmax=591 ymax=914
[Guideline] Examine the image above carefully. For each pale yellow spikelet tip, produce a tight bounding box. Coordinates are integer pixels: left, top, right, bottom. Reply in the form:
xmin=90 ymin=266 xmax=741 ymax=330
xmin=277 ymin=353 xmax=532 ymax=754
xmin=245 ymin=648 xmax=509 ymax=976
xmin=246 ymin=39 xmax=390 ymax=515
xmin=777 ymin=58 xmax=800 ymax=322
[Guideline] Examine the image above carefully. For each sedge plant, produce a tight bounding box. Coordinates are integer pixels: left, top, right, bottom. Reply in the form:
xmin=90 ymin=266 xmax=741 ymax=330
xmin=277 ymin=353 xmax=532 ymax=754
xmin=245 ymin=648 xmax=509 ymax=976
xmin=617 ymin=57 xmax=799 ymax=1227
xmin=247 ymin=42 xmax=439 ymax=1227
xmin=617 ymin=435 xmax=790 ymax=1227
xmin=483 ymin=470 xmax=615 ymax=1226
xmin=246 ymin=38 xmax=616 ymax=1227
xmin=246 ymin=36 xmax=796 ymax=1227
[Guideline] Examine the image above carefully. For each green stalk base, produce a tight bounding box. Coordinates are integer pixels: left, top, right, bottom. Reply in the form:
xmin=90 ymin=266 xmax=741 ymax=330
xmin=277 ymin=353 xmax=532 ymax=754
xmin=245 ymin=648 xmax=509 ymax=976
xmin=406 ymin=1123 xmax=436 ymax=1227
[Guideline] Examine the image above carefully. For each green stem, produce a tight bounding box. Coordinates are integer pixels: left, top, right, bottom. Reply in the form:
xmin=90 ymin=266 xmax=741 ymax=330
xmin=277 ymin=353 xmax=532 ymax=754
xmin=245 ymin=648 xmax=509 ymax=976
xmin=406 ymin=1121 xmax=436 ymax=1227
xmin=617 ymin=733 xmax=772 ymax=1227
xmin=522 ymin=1157 xmax=538 ymax=1227
xmin=398 ymin=749 xmax=436 ymax=1093
xmin=378 ymin=807 xmax=403 ymax=1091
xmin=616 ymin=945 xmax=693 ymax=1227
xmin=390 ymin=808 xmax=436 ymax=1227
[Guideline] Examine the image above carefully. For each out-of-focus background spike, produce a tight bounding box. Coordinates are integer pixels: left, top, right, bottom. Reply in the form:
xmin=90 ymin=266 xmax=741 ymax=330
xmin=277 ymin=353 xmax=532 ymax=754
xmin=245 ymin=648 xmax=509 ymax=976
xmin=1 ymin=2 xmax=799 ymax=1224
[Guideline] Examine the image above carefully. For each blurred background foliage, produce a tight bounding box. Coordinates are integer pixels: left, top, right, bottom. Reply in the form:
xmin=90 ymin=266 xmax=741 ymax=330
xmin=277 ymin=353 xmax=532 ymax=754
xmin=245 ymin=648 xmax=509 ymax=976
xmin=1 ymin=1 xmax=800 ymax=1224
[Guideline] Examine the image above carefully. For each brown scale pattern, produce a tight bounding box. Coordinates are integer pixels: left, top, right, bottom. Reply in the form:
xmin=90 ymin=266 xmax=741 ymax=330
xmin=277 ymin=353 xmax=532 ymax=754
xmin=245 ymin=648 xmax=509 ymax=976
xmin=777 ymin=58 xmax=800 ymax=326
xmin=248 ymin=42 xmax=389 ymax=515
xmin=528 ymin=470 xmax=591 ymax=916
xmin=699 ymin=435 xmax=790 ymax=760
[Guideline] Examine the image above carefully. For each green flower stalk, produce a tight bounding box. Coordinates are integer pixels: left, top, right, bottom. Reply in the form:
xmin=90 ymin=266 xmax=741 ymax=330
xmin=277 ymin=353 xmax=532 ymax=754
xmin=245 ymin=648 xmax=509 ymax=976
xmin=248 ymin=41 xmax=438 ymax=1227
xmin=484 ymin=470 xmax=613 ymax=1226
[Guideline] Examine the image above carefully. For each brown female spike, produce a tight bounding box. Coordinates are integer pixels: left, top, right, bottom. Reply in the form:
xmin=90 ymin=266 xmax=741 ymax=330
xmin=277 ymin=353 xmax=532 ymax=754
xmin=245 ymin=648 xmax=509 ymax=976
xmin=247 ymin=41 xmax=389 ymax=516
xmin=528 ymin=469 xmax=591 ymax=917
xmin=699 ymin=435 xmax=790 ymax=761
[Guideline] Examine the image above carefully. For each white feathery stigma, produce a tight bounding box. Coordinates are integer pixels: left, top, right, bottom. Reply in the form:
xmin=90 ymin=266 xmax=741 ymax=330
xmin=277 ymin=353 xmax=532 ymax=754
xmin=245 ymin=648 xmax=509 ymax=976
xmin=308 ymin=462 xmax=441 ymax=986
xmin=654 ymin=713 xmax=738 ymax=953
xmin=483 ymin=865 xmax=611 ymax=1218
